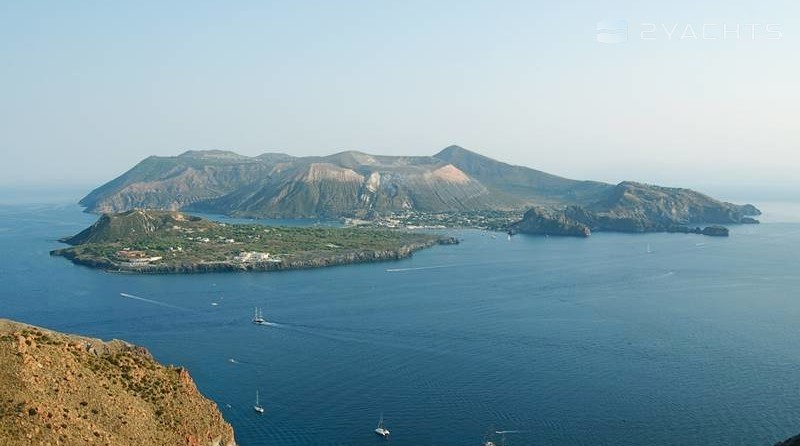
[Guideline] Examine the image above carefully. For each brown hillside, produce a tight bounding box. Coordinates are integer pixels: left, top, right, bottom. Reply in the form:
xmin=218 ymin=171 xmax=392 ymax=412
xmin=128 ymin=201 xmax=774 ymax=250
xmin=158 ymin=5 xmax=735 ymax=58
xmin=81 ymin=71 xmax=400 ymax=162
xmin=0 ymin=319 xmax=236 ymax=446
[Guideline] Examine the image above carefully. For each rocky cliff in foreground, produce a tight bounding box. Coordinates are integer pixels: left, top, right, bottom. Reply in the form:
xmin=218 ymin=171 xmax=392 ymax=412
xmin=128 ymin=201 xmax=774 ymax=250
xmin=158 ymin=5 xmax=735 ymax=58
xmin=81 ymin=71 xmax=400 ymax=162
xmin=0 ymin=319 xmax=236 ymax=446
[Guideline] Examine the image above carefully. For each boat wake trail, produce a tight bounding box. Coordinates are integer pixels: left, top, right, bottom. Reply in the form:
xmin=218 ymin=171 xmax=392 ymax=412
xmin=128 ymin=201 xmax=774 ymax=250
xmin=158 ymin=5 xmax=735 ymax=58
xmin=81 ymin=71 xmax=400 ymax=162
xmin=119 ymin=293 xmax=185 ymax=311
xmin=386 ymin=264 xmax=459 ymax=273
xmin=253 ymin=321 xmax=282 ymax=328
xmin=260 ymin=321 xmax=360 ymax=343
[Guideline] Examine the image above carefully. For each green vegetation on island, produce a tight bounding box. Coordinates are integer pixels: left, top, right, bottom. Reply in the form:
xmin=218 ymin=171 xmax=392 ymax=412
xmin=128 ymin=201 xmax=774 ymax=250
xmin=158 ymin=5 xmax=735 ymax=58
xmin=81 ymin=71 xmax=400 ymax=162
xmin=50 ymin=210 xmax=458 ymax=274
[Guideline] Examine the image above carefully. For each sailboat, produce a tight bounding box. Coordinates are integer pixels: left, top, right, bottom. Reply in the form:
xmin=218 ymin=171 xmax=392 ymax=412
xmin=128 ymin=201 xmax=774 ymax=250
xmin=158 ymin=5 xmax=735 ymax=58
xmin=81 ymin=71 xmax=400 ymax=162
xmin=646 ymin=243 xmax=652 ymax=254
xmin=253 ymin=390 xmax=264 ymax=413
xmin=374 ymin=413 xmax=390 ymax=438
xmin=252 ymin=307 xmax=266 ymax=325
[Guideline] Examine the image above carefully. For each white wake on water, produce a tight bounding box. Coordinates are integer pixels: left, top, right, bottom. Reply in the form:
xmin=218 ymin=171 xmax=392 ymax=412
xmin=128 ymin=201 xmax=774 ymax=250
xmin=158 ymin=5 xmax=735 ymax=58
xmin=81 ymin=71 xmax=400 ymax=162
xmin=119 ymin=292 xmax=185 ymax=310
xmin=386 ymin=264 xmax=460 ymax=272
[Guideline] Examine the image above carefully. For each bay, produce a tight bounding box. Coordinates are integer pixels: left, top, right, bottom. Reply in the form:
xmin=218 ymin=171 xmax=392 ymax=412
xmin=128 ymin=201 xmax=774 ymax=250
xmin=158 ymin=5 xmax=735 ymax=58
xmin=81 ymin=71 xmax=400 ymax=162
xmin=1 ymin=200 xmax=800 ymax=446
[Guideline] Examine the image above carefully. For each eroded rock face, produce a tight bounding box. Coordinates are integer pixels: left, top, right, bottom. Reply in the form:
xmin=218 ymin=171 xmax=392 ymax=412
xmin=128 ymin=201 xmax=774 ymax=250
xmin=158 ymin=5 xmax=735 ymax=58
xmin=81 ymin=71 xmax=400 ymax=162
xmin=701 ymin=226 xmax=730 ymax=237
xmin=509 ymin=206 xmax=591 ymax=237
xmin=0 ymin=319 xmax=236 ymax=446
xmin=79 ymin=148 xmax=500 ymax=217
xmin=78 ymin=146 xmax=760 ymax=223
xmin=509 ymin=180 xmax=760 ymax=237
xmin=510 ymin=204 xmax=738 ymax=238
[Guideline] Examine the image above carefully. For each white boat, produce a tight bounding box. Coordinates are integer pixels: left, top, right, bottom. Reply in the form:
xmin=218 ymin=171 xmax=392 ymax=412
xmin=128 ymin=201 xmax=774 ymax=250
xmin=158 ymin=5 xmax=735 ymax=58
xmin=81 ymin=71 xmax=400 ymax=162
xmin=646 ymin=243 xmax=652 ymax=254
xmin=253 ymin=390 xmax=264 ymax=413
xmin=374 ymin=413 xmax=390 ymax=438
xmin=252 ymin=307 xmax=267 ymax=325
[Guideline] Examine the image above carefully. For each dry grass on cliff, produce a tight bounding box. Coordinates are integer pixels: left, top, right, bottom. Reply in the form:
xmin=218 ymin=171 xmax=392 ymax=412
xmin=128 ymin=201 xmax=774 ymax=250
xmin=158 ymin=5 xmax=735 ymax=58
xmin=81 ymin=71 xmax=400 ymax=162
xmin=0 ymin=319 xmax=235 ymax=446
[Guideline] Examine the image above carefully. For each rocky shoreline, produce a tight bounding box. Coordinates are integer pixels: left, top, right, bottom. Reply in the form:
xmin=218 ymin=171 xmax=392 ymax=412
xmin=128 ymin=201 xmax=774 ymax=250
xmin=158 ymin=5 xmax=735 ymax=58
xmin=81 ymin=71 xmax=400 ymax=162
xmin=509 ymin=201 xmax=760 ymax=238
xmin=52 ymin=237 xmax=459 ymax=274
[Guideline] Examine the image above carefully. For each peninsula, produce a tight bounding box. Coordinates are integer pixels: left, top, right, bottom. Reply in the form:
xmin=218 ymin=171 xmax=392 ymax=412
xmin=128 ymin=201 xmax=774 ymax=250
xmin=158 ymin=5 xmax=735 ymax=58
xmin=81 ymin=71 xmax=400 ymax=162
xmin=50 ymin=209 xmax=458 ymax=274
xmin=507 ymin=181 xmax=761 ymax=238
xmin=0 ymin=319 xmax=236 ymax=446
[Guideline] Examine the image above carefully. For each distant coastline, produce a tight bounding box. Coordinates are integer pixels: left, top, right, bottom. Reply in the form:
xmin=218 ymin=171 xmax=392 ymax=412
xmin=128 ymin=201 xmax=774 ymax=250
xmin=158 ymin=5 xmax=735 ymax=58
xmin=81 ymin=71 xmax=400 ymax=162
xmin=50 ymin=209 xmax=459 ymax=275
xmin=52 ymin=237 xmax=458 ymax=274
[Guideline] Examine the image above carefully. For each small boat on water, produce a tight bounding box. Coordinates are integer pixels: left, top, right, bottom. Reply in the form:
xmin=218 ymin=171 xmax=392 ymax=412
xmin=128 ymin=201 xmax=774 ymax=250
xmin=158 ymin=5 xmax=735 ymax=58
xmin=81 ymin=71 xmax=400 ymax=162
xmin=253 ymin=390 xmax=264 ymax=414
xmin=374 ymin=413 xmax=390 ymax=438
xmin=486 ymin=429 xmax=523 ymax=446
xmin=252 ymin=307 xmax=267 ymax=325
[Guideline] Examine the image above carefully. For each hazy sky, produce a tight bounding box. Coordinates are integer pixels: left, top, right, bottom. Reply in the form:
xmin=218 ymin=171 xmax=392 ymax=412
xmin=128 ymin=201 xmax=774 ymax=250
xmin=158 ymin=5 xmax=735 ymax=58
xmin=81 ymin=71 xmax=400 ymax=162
xmin=1 ymin=1 xmax=798 ymax=199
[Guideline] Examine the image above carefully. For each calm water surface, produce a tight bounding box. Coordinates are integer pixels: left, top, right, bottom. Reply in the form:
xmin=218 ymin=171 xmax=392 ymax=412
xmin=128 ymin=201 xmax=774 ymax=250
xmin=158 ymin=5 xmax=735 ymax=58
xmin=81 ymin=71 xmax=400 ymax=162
xmin=2 ymin=201 xmax=800 ymax=446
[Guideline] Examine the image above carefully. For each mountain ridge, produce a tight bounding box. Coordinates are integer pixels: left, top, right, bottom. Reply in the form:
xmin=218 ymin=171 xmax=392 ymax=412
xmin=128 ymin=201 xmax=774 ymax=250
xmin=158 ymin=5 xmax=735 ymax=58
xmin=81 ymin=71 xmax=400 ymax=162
xmin=79 ymin=146 xmax=760 ymax=231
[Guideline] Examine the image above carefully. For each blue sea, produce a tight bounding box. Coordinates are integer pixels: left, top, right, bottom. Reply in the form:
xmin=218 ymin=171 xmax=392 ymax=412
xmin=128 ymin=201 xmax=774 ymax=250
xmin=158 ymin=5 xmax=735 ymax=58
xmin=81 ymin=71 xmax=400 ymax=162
xmin=2 ymin=198 xmax=800 ymax=446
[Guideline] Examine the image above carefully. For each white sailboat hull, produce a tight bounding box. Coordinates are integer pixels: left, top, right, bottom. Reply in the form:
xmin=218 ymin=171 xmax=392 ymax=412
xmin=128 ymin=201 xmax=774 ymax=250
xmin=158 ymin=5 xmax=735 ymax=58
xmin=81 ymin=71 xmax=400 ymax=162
xmin=254 ymin=389 xmax=264 ymax=413
xmin=252 ymin=307 xmax=267 ymax=324
xmin=375 ymin=428 xmax=390 ymax=437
